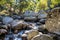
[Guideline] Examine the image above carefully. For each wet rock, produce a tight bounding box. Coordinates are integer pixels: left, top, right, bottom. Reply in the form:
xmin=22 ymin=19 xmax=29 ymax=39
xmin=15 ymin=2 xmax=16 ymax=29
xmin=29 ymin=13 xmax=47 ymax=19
xmin=11 ymin=20 xmax=28 ymax=30
xmin=3 ymin=17 xmax=13 ymax=25
xmin=31 ymin=34 xmax=53 ymax=40
xmin=12 ymin=15 xmax=21 ymax=20
xmin=24 ymin=11 xmax=38 ymax=17
xmin=0 ymin=25 xmax=8 ymax=29
xmin=38 ymin=25 xmax=46 ymax=30
xmin=24 ymin=17 xmax=37 ymax=21
xmin=39 ymin=18 xmax=46 ymax=24
xmin=36 ymin=22 xmax=42 ymax=25
xmin=24 ymin=11 xmax=37 ymax=21
xmin=38 ymin=10 xmax=47 ymax=19
xmin=25 ymin=30 xmax=39 ymax=40
xmin=0 ymin=29 xmax=7 ymax=35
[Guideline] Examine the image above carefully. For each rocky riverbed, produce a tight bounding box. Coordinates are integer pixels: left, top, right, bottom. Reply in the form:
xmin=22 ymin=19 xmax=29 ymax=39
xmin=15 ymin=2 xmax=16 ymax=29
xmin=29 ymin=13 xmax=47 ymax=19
xmin=0 ymin=8 xmax=60 ymax=40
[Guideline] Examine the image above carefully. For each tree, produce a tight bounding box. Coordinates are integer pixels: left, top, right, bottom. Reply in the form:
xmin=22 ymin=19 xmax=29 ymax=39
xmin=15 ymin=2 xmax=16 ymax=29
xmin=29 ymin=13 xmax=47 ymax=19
xmin=19 ymin=0 xmax=29 ymax=14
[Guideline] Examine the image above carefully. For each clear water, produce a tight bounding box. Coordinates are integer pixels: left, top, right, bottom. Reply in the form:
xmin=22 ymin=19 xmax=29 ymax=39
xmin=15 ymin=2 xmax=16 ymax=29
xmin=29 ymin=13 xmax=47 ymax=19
xmin=4 ymin=22 xmax=41 ymax=40
xmin=4 ymin=30 xmax=25 ymax=40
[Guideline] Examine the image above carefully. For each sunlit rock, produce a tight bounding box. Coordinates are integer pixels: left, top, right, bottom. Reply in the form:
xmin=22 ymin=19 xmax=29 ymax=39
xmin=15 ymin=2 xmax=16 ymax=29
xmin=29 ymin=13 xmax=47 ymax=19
xmin=14 ymin=30 xmax=19 ymax=34
xmin=45 ymin=7 xmax=60 ymax=34
xmin=31 ymin=34 xmax=53 ymax=40
xmin=21 ymin=34 xmax=28 ymax=40
xmin=25 ymin=30 xmax=39 ymax=40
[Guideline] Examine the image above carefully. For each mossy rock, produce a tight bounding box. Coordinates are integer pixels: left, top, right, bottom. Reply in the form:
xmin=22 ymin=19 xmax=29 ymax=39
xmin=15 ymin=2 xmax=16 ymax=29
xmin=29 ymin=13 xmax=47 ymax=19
xmin=45 ymin=7 xmax=60 ymax=34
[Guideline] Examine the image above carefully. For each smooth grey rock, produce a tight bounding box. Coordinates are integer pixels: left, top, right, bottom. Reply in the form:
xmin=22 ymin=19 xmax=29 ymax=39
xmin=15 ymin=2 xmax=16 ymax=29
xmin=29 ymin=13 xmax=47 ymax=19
xmin=11 ymin=20 xmax=24 ymax=30
xmin=38 ymin=10 xmax=47 ymax=19
xmin=24 ymin=11 xmax=38 ymax=21
xmin=24 ymin=11 xmax=38 ymax=17
xmin=3 ymin=17 xmax=13 ymax=25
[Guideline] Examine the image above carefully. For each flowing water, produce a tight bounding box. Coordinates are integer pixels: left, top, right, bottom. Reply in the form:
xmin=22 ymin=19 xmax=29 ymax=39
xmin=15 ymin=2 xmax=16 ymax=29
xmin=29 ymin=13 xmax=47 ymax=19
xmin=4 ymin=30 xmax=25 ymax=40
xmin=4 ymin=22 xmax=39 ymax=40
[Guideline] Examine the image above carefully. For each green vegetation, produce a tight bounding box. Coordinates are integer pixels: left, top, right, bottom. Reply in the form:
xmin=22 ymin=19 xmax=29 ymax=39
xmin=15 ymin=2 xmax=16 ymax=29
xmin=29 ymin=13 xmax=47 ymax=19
xmin=0 ymin=0 xmax=60 ymax=14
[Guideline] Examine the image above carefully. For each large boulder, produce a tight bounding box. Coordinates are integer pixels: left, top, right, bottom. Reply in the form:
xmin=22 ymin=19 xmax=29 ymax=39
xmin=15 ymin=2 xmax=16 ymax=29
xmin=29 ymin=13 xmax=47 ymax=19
xmin=3 ymin=17 xmax=13 ymax=25
xmin=31 ymin=34 xmax=53 ymax=40
xmin=45 ymin=7 xmax=60 ymax=34
xmin=25 ymin=30 xmax=39 ymax=40
xmin=24 ymin=11 xmax=37 ymax=21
